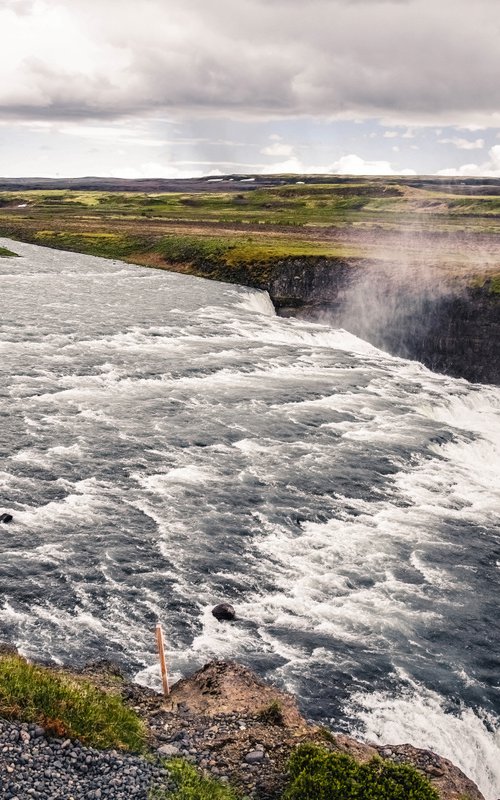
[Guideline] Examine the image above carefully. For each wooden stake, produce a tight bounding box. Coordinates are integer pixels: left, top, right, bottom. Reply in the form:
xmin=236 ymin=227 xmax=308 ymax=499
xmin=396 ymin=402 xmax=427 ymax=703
xmin=155 ymin=623 xmax=170 ymax=697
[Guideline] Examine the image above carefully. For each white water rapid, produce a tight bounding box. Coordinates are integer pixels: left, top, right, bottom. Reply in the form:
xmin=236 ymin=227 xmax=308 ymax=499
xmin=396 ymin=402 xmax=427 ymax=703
xmin=1 ymin=239 xmax=499 ymax=797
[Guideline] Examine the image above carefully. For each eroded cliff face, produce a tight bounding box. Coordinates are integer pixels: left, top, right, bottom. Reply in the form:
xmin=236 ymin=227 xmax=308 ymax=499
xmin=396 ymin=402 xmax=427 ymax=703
xmin=269 ymin=258 xmax=500 ymax=385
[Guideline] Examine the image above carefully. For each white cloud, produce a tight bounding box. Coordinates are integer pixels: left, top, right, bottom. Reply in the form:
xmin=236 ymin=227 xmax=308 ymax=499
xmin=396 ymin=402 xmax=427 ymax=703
xmin=459 ymin=124 xmax=486 ymax=132
xmin=333 ymin=154 xmax=415 ymax=176
xmin=261 ymin=141 xmax=295 ymax=157
xmin=57 ymin=123 xmax=169 ymax=147
xmin=437 ymin=145 xmax=500 ymax=177
xmin=262 ymin=152 xmax=416 ymax=176
xmin=438 ymin=137 xmax=485 ymax=150
xmin=115 ymin=161 xmax=222 ymax=180
xmin=383 ymin=131 xmax=399 ymax=138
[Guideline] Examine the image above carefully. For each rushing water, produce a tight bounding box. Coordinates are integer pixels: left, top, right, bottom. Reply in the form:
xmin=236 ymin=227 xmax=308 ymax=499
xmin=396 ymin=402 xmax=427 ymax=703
xmin=1 ymin=239 xmax=499 ymax=796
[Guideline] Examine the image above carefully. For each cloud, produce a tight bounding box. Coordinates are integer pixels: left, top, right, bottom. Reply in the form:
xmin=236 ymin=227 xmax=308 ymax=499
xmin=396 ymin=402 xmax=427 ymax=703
xmin=261 ymin=141 xmax=295 ymax=157
xmin=332 ymin=154 xmax=415 ymax=176
xmin=438 ymin=137 xmax=485 ymax=150
xmin=437 ymin=145 xmax=500 ymax=177
xmin=56 ymin=123 xmax=169 ymax=147
xmin=115 ymin=161 xmax=218 ymax=179
xmin=1 ymin=0 xmax=500 ymax=127
xmin=262 ymin=152 xmax=416 ymax=176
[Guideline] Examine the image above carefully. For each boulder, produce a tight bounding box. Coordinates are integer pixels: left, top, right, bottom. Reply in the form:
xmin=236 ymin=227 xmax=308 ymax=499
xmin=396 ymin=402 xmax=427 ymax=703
xmin=212 ymin=603 xmax=236 ymax=622
xmin=0 ymin=513 xmax=12 ymax=524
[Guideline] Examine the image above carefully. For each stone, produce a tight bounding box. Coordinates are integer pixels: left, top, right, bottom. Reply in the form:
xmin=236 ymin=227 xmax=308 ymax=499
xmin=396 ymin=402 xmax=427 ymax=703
xmin=157 ymin=744 xmax=180 ymax=758
xmin=0 ymin=513 xmax=13 ymax=524
xmin=426 ymin=765 xmax=445 ymax=778
xmin=211 ymin=603 xmax=236 ymax=622
xmin=245 ymin=750 xmax=265 ymax=764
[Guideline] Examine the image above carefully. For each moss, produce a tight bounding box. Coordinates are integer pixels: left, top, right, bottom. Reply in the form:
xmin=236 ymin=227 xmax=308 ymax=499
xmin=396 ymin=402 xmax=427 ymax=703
xmin=488 ymin=275 xmax=500 ymax=294
xmin=0 ymin=246 xmax=19 ymax=257
xmin=284 ymin=743 xmax=439 ymax=800
xmin=31 ymin=230 xmax=154 ymax=260
xmin=0 ymin=654 xmax=145 ymax=751
xmin=469 ymin=272 xmax=500 ymax=295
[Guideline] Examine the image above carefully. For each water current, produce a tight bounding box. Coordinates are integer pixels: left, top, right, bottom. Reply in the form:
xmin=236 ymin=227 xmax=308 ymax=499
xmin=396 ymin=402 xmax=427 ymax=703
xmin=1 ymin=239 xmax=499 ymax=796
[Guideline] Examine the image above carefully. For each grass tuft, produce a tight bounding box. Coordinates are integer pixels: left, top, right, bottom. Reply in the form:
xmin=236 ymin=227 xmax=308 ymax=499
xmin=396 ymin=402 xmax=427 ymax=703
xmin=0 ymin=654 xmax=145 ymax=751
xmin=150 ymin=758 xmax=238 ymax=800
xmin=257 ymin=699 xmax=285 ymax=726
xmin=0 ymin=246 xmax=19 ymax=257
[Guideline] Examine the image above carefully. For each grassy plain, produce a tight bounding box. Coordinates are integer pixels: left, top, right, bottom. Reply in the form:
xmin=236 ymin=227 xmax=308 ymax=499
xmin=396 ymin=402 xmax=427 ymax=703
xmin=0 ymin=178 xmax=499 ymax=289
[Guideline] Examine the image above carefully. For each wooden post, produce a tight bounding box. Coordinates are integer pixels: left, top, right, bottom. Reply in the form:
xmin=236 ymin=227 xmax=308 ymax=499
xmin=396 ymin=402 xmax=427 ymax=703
xmin=155 ymin=623 xmax=170 ymax=697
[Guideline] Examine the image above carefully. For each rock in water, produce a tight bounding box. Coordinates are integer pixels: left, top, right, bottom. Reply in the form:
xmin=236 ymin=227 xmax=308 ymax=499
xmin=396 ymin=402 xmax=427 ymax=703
xmin=0 ymin=513 xmax=13 ymax=524
xmin=212 ymin=603 xmax=236 ymax=621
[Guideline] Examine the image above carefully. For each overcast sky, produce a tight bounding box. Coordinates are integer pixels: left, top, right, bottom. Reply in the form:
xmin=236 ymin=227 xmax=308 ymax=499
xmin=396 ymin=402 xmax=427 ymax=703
xmin=1 ymin=0 xmax=500 ymax=178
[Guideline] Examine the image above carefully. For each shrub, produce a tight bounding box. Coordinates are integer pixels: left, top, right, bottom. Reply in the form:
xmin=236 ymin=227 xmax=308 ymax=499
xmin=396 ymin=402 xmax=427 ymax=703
xmin=284 ymin=743 xmax=439 ymax=800
xmin=150 ymin=759 xmax=238 ymax=800
xmin=0 ymin=654 xmax=145 ymax=750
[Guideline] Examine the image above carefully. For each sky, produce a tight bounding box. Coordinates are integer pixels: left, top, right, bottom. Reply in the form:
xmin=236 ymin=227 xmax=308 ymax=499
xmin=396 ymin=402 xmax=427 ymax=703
xmin=1 ymin=0 xmax=500 ymax=178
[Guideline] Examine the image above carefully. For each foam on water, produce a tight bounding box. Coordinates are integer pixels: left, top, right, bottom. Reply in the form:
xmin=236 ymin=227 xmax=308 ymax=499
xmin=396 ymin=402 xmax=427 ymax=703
xmin=1 ymin=238 xmax=499 ymax=797
xmin=350 ymin=680 xmax=500 ymax=799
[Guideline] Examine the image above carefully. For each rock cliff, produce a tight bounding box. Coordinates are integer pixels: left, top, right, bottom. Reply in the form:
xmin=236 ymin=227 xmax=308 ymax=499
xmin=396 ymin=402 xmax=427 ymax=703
xmin=269 ymin=258 xmax=500 ymax=385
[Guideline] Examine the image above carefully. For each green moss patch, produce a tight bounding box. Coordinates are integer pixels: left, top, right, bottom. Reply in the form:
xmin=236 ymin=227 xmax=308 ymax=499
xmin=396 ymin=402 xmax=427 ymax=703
xmin=0 ymin=246 xmax=19 ymax=257
xmin=32 ymin=230 xmax=154 ymax=260
xmin=0 ymin=654 xmax=145 ymax=751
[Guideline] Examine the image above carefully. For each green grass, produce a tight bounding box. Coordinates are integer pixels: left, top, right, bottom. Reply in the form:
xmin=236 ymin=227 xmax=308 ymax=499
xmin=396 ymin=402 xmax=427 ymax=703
xmin=0 ymin=654 xmax=146 ymax=750
xmin=150 ymin=759 xmax=238 ymax=800
xmin=1 ymin=180 xmax=499 ymax=289
xmin=1 ymin=183 xmax=498 ymax=230
xmin=284 ymin=744 xmax=439 ymax=800
xmin=32 ymin=229 xmax=155 ymax=259
xmin=157 ymin=233 xmax=359 ymax=266
xmin=0 ymin=225 xmax=358 ymax=288
xmin=0 ymin=246 xmax=18 ymax=257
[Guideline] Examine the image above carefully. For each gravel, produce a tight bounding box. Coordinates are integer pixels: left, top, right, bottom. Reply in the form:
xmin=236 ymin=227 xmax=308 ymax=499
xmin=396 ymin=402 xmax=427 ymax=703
xmin=0 ymin=718 xmax=174 ymax=800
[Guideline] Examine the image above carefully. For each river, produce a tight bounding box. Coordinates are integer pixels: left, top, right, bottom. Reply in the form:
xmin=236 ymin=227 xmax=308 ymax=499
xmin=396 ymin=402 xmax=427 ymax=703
xmin=1 ymin=238 xmax=499 ymax=796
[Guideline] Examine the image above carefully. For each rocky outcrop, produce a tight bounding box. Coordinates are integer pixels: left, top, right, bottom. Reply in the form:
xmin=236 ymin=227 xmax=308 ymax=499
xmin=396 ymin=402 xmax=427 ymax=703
xmin=269 ymin=258 xmax=500 ymax=385
xmin=90 ymin=659 xmax=484 ymax=800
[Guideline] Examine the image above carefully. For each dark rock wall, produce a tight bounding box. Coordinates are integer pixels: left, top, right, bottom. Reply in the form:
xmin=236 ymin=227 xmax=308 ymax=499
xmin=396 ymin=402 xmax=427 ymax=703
xmin=269 ymin=258 xmax=500 ymax=385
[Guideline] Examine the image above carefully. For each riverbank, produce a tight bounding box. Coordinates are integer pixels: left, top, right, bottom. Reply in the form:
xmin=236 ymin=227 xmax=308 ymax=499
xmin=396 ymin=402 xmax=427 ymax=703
xmin=0 ymin=651 xmax=485 ymax=800
xmin=1 ymin=175 xmax=498 ymax=384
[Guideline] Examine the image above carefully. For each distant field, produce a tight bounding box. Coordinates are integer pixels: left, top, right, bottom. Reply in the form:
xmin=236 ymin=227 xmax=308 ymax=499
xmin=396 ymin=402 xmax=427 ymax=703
xmin=1 ymin=178 xmax=499 ymax=289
